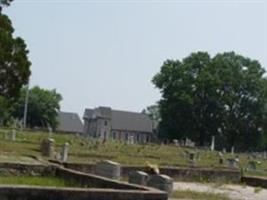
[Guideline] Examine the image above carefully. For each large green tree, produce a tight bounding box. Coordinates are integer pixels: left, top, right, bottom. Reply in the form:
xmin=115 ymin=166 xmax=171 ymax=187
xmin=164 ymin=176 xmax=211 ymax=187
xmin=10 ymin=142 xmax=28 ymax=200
xmin=142 ymin=104 xmax=161 ymax=122
xmin=0 ymin=2 xmax=31 ymax=101
xmin=0 ymin=0 xmax=13 ymax=8
xmin=153 ymin=52 xmax=267 ymax=151
xmin=12 ymin=86 xmax=62 ymax=129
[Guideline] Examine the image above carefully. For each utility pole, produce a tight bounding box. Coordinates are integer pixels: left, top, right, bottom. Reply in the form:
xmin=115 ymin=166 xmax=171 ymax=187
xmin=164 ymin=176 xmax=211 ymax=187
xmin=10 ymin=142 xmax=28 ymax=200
xmin=23 ymin=83 xmax=30 ymax=129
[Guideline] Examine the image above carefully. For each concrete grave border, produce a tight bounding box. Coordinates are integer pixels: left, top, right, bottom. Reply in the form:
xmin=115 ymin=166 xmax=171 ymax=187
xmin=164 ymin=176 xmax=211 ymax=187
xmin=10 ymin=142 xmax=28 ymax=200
xmin=0 ymin=162 xmax=167 ymax=200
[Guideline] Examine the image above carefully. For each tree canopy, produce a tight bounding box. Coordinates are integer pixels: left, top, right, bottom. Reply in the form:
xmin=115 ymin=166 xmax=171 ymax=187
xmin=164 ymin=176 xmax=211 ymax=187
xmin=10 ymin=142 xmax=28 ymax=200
xmin=0 ymin=0 xmax=13 ymax=7
xmin=142 ymin=104 xmax=161 ymax=123
xmin=153 ymin=52 xmax=267 ymax=151
xmin=12 ymin=86 xmax=62 ymax=129
xmin=0 ymin=6 xmax=31 ymax=101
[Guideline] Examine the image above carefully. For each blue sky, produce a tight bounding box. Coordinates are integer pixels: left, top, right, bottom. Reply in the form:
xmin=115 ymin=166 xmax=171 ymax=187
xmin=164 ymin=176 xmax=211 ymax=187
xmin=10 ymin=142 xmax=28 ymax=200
xmin=4 ymin=0 xmax=267 ymax=117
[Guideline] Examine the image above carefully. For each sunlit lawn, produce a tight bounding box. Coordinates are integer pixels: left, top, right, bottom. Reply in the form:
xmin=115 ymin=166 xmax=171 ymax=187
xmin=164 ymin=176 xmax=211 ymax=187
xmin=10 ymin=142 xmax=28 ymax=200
xmin=0 ymin=176 xmax=84 ymax=187
xmin=1 ymin=128 xmax=267 ymax=178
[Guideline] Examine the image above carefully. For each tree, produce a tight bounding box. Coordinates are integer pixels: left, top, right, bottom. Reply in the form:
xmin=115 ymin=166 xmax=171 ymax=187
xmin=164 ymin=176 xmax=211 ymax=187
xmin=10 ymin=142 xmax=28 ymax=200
xmin=0 ymin=0 xmax=13 ymax=7
xmin=12 ymin=86 xmax=62 ymax=129
xmin=142 ymin=104 xmax=161 ymax=122
xmin=0 ymin=96 xmax=10 ymax=124
xmin=0 ymin=4 xmax=31 ymax=101
xmin=152 ymin=52 xmax=267 ymax=151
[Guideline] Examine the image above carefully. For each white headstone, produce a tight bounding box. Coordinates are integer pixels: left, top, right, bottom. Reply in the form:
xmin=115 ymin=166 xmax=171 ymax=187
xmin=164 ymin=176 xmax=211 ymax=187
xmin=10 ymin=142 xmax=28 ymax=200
xmin=61 ymin=142 xmax=69 ymax=162
xmin=231 ymin=146 xmax=235 ymax=155
xmin=128 ymin=136 xmax=134 ymax=145
xmin=185 ymin=138 xmax=189 ymax=146
xmin=11 ymin=129 xmax=16 ymax=141
xmin=129 ymin=171 xmax=148 ymax=185
xmin=147 ymin=174 xmax=173 ymax=194
xmin=210 ymin=136 xmax=215 ymax=151
xmin=95 ymin=160 xmax=121 ymax=180
xmin=227 ymin=158 xmax=238 ymax=168
xmin=48 ymin=126 xmax=53 ymax=138
xmin=41 ymin=138 xmax=55 ymax=157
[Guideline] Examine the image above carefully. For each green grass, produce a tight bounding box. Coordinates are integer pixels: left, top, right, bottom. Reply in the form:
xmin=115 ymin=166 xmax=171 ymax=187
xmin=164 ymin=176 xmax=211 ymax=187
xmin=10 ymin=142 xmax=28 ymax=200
xmin=1 ymin=128 xmax=267 ymax=178
xmin=171 ymin=190 xmax=231 ymax=200
xmin=0 ymin=176 xmax=83 ymax=187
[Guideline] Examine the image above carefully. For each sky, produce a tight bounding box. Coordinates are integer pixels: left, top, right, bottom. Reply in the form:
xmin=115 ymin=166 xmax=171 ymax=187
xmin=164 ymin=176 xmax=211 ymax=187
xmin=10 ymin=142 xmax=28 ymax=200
xmin=4 ymin=0 xmax=267 ymax=117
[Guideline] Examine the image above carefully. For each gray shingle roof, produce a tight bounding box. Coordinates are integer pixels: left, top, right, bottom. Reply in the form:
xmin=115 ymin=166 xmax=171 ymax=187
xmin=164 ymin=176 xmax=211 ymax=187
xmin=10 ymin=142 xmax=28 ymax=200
xmin=56 ymin=111 xmax=83 ymax=133
xmin=83 ymin=107 xmax=153 ymax=133
xmin=111 ymin=110 xmax=153 ymax=133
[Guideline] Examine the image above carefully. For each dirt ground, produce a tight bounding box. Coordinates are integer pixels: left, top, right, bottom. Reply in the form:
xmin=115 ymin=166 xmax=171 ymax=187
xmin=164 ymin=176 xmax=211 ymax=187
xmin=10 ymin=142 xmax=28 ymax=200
xmin=173 ymin=181 xmax=267 ymax=200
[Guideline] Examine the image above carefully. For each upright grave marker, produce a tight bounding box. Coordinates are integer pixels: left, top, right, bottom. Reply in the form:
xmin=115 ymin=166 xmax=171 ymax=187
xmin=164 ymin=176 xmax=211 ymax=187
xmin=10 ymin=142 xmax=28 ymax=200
xmin=147 ymin=174 xmax=173 ymax=194
xmin=231 ymin=146 xmax=235 ymax=155
xmin=95 ymin=160 xmax=121 ymax=180
xmin=210 ymin=136 xmax=215 ymax=151
xmin=129 ymin=171 xmax=148 ymax=186
xmin=61 ymin=142 xmax=69 ymax=162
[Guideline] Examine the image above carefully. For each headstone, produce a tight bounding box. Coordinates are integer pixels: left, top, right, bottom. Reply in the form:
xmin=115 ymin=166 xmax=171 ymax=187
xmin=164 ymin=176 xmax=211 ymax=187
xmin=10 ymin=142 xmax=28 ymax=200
xmin=188 ymin=152 xmax=197 ymax=167
xmin=48 ymin=125 xmax=53 ymax=138
xmin=147 ymin=174 xmax=173 ymax=193
xmin=264 ymin=151 xmax=267 ymax=160
xmin=189 ymin=152 xmax=195 ymax=161
xmin=61 ymin=142 xmax=69 ymax=162
xmin=222 ymin=148 xmax=226 ymax=154
xmin=231 ymin=146 xmax=235 ymax=155
xmin=252 ymin=153 xmax=257 ymax=159
xmin=173 ymin=139 xmax=179 ymax=146
xmin=210 ymin=136 xmax=215 ymax=151
xmin=128 ymin=136 xmax=134 ymax=145
xmin=41 ymin=138 xmax=55 ymax=157
xmin=218 ymin=152 xmax=224 ymax=164
xmin=219 ymin=157 xmax=224 ymax=165
xmin=248 ymin=161 xmax=257 ymax=171
xmin=129 ymin=171 xmax=148 ymax=185
xmin=185 ymin=138 xmax=189 ymax=146
xmin=95 ymin=160 xmax=121 ymax=180
xmin=227 ymin=158 xmax=238 ymax=168
xmin=11 ymin=129 xmax=16 ymax=141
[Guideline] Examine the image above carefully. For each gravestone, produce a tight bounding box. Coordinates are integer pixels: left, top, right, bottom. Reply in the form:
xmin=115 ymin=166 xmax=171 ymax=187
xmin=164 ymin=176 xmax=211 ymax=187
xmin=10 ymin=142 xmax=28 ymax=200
xmin=248 ymin=161 xmax=257 ymax=171
xmin=95 ymin=160 xmax=121 ymax=180
xmin=218 ymin=152 xmax=224 ymax=164
xmin=222 ymin=148 xmax=227 ymax=154
xmin=210 ymin=136 xmax=215 ymax=151
xmin=185 ymin=138 xmax=195 ymax=147
xmin=41 ymin=138 xmax=55 ymax=157
xmin=173 ymin=139 xmax=178 ymax=146
xmin=188 ymin=152 xmax=197 ymax=167
xmin=48 ymin=125 xmax=53 ymax=138
xmin=61 ymin=142 xmax=69 ymax=162
xmin=185 ymin=138 xmax=190 ymax=147
xmin=129 ymin=171 xmax=148 ymax=186
xmin=128 ymin=136 xmax=134 ymax=145
xmin=147 ymin=174 xmax=173 ymax=194
xmin=189 ymin=152 xmax=195 ymax=161
xmin=227 ymin=158 xmax=238 ymax=168
xmin=231 ymin=146 xmax=235 ymax=155
xmin=11 ymin=129 xmax=16 ymax=141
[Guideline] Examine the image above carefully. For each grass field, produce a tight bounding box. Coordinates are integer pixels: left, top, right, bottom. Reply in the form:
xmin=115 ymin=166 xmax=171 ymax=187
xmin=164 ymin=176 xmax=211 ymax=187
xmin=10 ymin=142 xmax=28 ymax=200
xmin=0 ymin=176 xmax=84 ymax=187
xmin=0 ymin=128 xmax=267 ymax=177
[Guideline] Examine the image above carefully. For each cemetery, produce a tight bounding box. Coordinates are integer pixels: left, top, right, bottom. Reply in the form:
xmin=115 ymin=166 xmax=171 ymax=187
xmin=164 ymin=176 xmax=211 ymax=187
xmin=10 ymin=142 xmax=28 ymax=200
xmin=0 ymin=128 xmax=267 ymax=199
